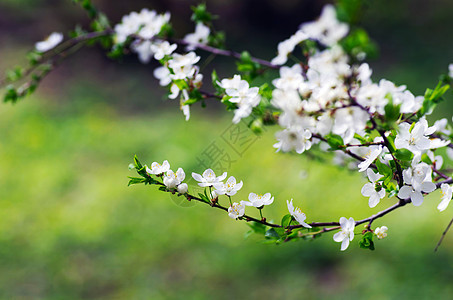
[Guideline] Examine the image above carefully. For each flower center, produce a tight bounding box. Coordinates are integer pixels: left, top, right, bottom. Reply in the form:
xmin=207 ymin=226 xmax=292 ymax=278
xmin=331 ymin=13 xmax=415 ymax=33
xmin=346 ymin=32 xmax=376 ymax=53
xmin=294 ymin=207 xmax=303 ymax=214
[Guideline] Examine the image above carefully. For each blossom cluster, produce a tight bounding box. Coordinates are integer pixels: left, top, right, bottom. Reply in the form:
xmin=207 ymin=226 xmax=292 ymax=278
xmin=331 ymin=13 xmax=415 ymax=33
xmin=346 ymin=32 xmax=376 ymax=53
xmin=111 ymin=9 xmax=213 ymax=121
xmin=143 ymin=161 xmax=313 ymax=228
xmin=124 ymin=4 xmax=452 ymax=251
xmin=21 ymin=2 xmax=453 ymax=251
xmin=217 ymin=75 xmax=261 ymax=124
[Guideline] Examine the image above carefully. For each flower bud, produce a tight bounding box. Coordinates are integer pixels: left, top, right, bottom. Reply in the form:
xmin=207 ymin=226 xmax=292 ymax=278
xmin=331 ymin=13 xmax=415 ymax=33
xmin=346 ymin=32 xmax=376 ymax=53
xmin=177 ymin=183 xmax=188 ymax=194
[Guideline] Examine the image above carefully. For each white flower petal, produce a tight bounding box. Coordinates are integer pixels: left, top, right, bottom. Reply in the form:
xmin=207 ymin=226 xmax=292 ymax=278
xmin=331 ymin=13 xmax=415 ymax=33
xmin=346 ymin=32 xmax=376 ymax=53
xmin=411 ymin=191 xmax=424 ymax=206
xmin=398 ymin=186 xmax=412 ymax=199
xmin=421 ymin=181 xmax=436 ymax=193
xmin=438 ymin=198 xmax=451 ymax=212
xmin=192 ymin=172 xmax=203 ymax=182
xmin=340 ymin=238 xmax=350 ymax=251
xmin=361 ymin=183 xmax=374 ymax=197
xmin=339 ymin=217 xmax=348 ymax=228
xmin=333 ymin=232 xmax=345 ymax=242
xmin=369 ymin=193 xmax=380 ymax=208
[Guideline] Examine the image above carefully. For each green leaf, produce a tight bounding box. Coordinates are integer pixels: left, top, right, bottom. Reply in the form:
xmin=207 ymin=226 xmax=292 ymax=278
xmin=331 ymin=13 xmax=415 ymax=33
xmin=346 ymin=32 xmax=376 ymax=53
xmin=259 ymin=83 xmax=273 ymax=100
xmin=359 ymin=231 xmax=375 ymax=250
xmin=73 ymin=0 xmax=97 ymax=19
xmin=134 ymin=155 xmax=143 ymax=169
xmin=336 ymin=0 xmax=364 ymax=24
xmin=340 ymin=28 xmax=378 ymax=59
xmin=384 ymin=102 xmax=401 ymax=123
xmin=26 ymin=51 xmax=42 ymax=66
xmin=208 ymin=31 xmax=225 ymax=48
xmin=354 ymin=133 xmax=369 ymax=144
xmin=172 ymin=79 xmax=189 ymax=91
xmin=264 ymin=228 xmax=280 ymax=240
xmin=133 ymin=155 xmax=148 ymax=177
xmin=419 ymin=82 xmax=450 ymax=116
xmin=281 ymin=214 xmax=292 ymax=228
xmin=198 ymin=193 xmax=210 ymax=204
xmin=246 ymin=221 xmax=267 ymax=235
xmin=159 ymin=23 xmax=174 ymax=38
xmin=394 ymin=149 xmax=414 ymax=162
xmin=325 ymin=134 xmax=344 ymax=150
xmin=385 ymin=131 xmax=397 ymax=152
xmin=127 ymin=177 xmax=146 ymax=186
xmin=384 ymin=181 xmax=397 ymax=194
xmin=6 ymin=66 xmax=24 ymax=82
xmin=236 ymin=51 xmax=261 ymax=81
xmin=108 ymin=43 xmax=125 ymax=59
xmin=191 ymin=3 xmax=214 ymax=23
xmin=3 ymin=85 xmax=18 ymax=103
xmin=211 ymin=70 xmax=220 ymax=87
xmin=421 ymin=153 xmax=433 ymax=165
xmin=91 ymin=12 xmax=110 ymax=32
xmin=375 ymin=159 xmax=392 ymax=177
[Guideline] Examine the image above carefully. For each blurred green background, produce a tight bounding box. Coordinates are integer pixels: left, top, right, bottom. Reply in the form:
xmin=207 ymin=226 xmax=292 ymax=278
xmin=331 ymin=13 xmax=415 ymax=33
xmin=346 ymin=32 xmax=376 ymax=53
xmin=1 ymin=0 xmax=453 ymax=299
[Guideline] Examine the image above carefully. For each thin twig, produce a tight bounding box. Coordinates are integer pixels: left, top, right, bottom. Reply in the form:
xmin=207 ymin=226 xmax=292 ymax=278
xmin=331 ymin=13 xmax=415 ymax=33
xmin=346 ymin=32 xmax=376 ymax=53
xmin=434 ymin=217 xmax=453 ymax=252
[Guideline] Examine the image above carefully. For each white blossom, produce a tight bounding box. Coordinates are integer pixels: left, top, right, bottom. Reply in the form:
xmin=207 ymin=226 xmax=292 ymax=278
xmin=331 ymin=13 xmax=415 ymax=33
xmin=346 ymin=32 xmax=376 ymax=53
xmin=213 ymin=176 xmax=243 ymax=196
xmin=358 ymin=145 xmax=383 ymax=172
xmin=429 ymin=138 xmax=450 ymax=150
xmin=357 ymin=63 xmax=372 ymax=85
xmin=131 ymin=40 xmax=154 ymax=63
xmin=184 ymin=22 xmax=210 ymax=50
xmin=449 ymin=64 xmax=453 ymax=78
xmin=433 ymin=118 xmax=450 ymax=135
xmin=181 ymin=103 xmax=190 ymax=121
xmin=438 ymin=183 xmax=453 ymax=212
xmin=300 ymin=4 xmax=349 ymax=46
xmin=272 ymin=64 xmax=304 ymax=91
xmin=163 ymin=168 xmax=185 ymax=188
xmin=220 ymin=75 xmax=261 ymax=124
xmin=146 ymin=160 xmax=170 ymax=175
xmin=287 ymin=199 xmax=311 ymax=228
xmin=271 ymin=30 xmax=308 ymax=65
xmin=177 ymin=183 xmax=188 ymax=194
xmin=168 ymin=52 xmax=200 ymax=69
xmin=395 ymin=118 xmax=435 ymax=154
xmin=114 ymin=9 xmax=170 ymax=44
xmin=244 ymin=193 xmax=274 ymax=208
xmin=218 ymin=75 xmax=242 ymax=89
xmin=150 ymin=41 xmax=177 ymax=60
xmin=168 ymin=52 xmax=201 ymax=80
xmin=35 ymin=32 xmax=63 ymax=52
xmin=393 ymin=91 xmax=423 ymax=114
xmin=273 ymin=127 xmax=312 ymax=154
xmin=355 ymin=83 xmax=388 ymax=114
xmin=225 ymin=80 xmax=259 ymax=105
xmin=192 ymin=169 xmax=227 ymax=187
xmin=169 ymin=72 xmax=203 ymax=100
xmin=375 ymin=226 xmax=388 ymax=239
xmin=398 ymin=161 xmax=436 ymax=206
xmin=332 ymin=107 xmax=369 ymax=144
xmin=228 ymin=201 xmax=246 ymax=219
xmin=153 ymin=66 xmax=172 ymax=86
xmin=361 ymin=169 xmax=385 ymax=208
xmin=333 ymin=217 xmax=355 ymax=251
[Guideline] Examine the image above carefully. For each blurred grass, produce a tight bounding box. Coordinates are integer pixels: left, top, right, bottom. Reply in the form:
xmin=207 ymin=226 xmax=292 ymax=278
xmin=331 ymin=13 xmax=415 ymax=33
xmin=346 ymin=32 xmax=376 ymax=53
xmin=0 ymin=98 xmax=453 ymax=299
